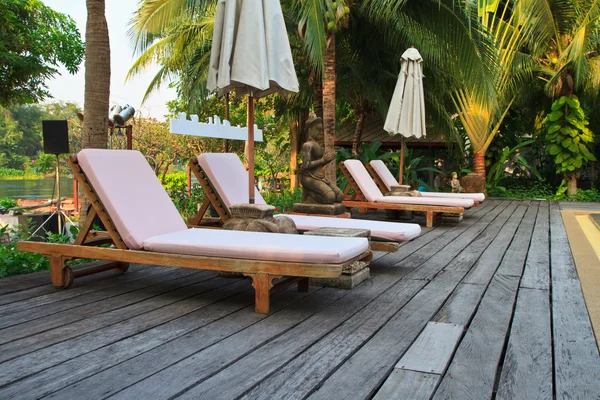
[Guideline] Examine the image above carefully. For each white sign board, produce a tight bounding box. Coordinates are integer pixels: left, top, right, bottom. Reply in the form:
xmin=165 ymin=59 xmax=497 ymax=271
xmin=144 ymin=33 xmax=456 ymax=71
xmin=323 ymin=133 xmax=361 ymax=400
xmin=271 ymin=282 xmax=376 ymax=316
xmin=169 ymin=113 xmax=263 ymax=142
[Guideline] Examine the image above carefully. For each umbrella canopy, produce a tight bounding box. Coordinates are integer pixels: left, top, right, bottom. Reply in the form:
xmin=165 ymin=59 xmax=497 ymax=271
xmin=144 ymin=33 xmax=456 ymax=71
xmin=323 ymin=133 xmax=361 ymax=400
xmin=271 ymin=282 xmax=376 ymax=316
xmin=207 ymin=0 xmax=299 ymax=202
xmin=384 ymin=47 xmax=426 ymax=184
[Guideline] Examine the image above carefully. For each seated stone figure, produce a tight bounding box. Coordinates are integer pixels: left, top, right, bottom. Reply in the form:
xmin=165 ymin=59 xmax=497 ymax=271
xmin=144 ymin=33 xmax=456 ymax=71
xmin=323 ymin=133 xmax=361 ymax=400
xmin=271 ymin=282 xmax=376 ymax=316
xmin=451 ymin=172 xmax=465 ymax=193
xmin=300 ymin=114 xmax=344 ymax=204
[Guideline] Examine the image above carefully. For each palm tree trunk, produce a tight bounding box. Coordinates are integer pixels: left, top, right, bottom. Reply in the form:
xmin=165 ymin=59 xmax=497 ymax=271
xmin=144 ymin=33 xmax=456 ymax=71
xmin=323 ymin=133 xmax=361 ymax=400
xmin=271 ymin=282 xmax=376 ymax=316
xmin=473 ymin=150 xmax=486 ymax=178
xmin=322 ymin=33 xmax=336 ymax=184
xmin=83 ymin=0 xmax=110 ymax=149
xmin=352 ymin=110 xmax=366 ymax=156
xmin=80 ymin=0 xmax=110 ymax=221
xmin=567 ymin=173 xmax=578 ymax=196
xmin=313 ymin=79 xmax=323 ymax=120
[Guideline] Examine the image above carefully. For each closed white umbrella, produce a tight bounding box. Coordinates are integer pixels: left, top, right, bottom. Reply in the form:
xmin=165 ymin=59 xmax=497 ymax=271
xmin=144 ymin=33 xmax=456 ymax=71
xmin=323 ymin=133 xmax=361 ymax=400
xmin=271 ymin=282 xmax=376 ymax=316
xmin=207 ymin=0 xmax=299 ymax=203
xmin=384 ymin=47 xmax=426 ymax=184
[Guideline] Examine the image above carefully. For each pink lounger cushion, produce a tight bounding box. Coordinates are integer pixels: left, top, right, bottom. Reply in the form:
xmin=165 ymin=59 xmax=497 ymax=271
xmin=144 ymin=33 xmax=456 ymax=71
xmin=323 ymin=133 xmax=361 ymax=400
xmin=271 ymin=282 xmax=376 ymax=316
xmin=369 ymin=160 xmax=485 ymax=202
xmin=78 ymin=149 xmax=188 ymax=249
xmin=197 ymin=153 xmax=266 ymax=208
xmin=144 ymin=228 xmax=369 ymax=264
xmin=344 ymin=160 xmax=474 ymax=208
xmin=276 ymin=215 xmax=421 ymax=242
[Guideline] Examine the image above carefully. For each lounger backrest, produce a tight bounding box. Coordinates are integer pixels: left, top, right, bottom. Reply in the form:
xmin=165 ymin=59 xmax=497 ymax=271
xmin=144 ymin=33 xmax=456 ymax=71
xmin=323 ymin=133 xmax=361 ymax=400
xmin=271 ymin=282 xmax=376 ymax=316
xmin=77 ymin=149 xmax=187 ymax=249
xmin=343 ymin=160 xmax=385 ymax=202
xmin=197 ymin=153 xmax=266 ymax=209
xmin=369 ymin=160 xmax=397 ymax=191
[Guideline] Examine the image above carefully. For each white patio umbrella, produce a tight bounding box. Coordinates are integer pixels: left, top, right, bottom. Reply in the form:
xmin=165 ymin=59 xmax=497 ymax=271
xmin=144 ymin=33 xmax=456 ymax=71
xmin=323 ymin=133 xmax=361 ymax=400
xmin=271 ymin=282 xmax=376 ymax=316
xmin=383 ymin=47 xmax=426 ymax=185
xmin=207 ymin=0 xmax=299 ymax=203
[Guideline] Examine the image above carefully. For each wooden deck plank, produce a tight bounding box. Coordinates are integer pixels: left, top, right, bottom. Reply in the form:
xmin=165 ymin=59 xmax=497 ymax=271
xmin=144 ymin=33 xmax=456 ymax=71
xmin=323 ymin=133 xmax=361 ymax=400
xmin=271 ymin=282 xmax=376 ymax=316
xmin=374 ymin=200 xmax=499 ymax=270
xmin=3 ymin=287 xmax=326 ymax=399
xmin=0 ymin=277 xmax=250 ymax=387
xmin=462 ymin=201 xmax=529 ymax=284
xmin=496 ymin=288 xmax=552 ymax=400
xmin=432 ymin=274 xmax=520 ymax=400
xmin=433 ymin=282 xmax=486 ymax=326
xmin=495 ymin=200 xmax=539 ymax=277
xmin=520 ymin=201 xmax=549 ymax=290
xmin=550 ymin=201 xmax=600 ymax=399
xmin=0 ymin=263 xmax=172 ymax=314
xmin=407 ymin=201 xmax=518 ymax=281
xmin=0 ymin=271 xmax=215 ymax=360
xmin=132 ymin=277 xmax=427 ymax=400
xmin=373 ymin=370 xmax=439 ymax=400
xmin=0 ymin=268 xmax=207 ymax=332
xmin=395 ymin=321 xmax=464 ymax=374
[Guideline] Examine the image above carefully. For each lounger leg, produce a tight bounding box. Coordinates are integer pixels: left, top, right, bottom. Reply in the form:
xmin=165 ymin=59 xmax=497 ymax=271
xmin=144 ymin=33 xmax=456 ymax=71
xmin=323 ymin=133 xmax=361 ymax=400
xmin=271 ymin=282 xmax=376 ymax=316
xmin=359 ymin=207 xmax=368 ymax=214
xmin=247 ymin=273 xmax=275 ymax=314
xmin=298 ymin=278 xmax=309 ymax=292
xmin=50 ymin=256 xmax=73 ymax=289
xmin=426 ymin=211 xmax=433 ymax=228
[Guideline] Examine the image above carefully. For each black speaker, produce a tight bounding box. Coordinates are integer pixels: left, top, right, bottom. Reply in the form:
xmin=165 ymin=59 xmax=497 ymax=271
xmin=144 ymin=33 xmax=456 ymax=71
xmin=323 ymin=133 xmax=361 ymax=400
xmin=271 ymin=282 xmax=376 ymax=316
xmin=42 ymin=120 xmax=70 ymax=155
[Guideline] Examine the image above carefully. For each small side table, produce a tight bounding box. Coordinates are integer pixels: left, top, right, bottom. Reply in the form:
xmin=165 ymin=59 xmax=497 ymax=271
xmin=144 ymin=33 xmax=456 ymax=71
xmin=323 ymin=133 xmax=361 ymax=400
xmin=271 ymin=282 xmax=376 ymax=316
xmin=304 ymin=227 xmax=371 ymax=289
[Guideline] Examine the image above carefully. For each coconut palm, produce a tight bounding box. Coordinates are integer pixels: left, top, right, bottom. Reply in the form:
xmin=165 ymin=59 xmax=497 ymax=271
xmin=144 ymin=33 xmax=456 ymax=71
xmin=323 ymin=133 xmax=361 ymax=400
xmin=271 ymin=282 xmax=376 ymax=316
xmin=83 ymin=0 xmax=111 ymax=149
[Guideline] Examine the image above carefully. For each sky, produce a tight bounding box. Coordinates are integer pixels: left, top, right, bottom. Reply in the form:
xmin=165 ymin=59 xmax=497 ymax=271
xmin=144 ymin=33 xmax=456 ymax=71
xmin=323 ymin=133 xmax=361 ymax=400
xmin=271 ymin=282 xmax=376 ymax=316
xmin=42 ymin=0 xmax=176 ymax=120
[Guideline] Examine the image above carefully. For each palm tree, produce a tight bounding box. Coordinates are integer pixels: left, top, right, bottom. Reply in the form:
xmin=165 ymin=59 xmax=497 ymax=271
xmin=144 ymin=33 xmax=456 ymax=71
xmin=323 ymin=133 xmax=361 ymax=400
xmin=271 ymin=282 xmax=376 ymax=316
xmin=83 ymin=0 xmax=111 ymax=149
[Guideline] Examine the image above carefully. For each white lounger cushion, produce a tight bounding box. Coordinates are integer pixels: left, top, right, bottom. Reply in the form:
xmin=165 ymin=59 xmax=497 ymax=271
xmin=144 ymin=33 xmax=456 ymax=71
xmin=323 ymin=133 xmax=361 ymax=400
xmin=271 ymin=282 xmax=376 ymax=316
xmin=345 ymin=159 xmax=474 ymax=207
xmin=369 ymin=160 xmax=485 ymax=202
xmin=344 ymin=160 xmax=386 ymax=202
xmin=377 ymin=195 xmax=474 ymax=208
xmin=197 ymin=153 xmax=266 ymax=208
xmin=276 ymin=214 xmax=420 ymax=242
xmin=144 ymin=228 xmax=368 ymax=264
xmin=78 ymin=149 xmax=188 ymax=249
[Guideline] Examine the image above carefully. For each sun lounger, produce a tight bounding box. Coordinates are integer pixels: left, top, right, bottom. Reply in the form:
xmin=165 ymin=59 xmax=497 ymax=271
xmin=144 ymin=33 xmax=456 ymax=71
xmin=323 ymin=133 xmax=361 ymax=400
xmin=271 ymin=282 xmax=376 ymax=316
xmin=188 ymin=153 xmax=421 ymax=251
xmin=367 ymin=160 xmax=485 ymax=204
xmin=340 ymin=160 xmax=475 ymax=228
xmin=17 ymin=150 xmax=371 ymax=313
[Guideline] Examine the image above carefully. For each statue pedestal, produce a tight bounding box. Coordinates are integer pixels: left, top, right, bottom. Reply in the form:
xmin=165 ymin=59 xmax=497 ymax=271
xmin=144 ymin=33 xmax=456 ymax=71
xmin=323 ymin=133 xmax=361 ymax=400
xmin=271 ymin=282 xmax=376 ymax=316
xmin=304 ymin=227 xmax=371 ymax=289
xmin=289 ymin=203 xmax=350 ymax=218
xmin=460 ymin=173 xmax=486 ymax=193
xmin=389 ymin=185 xmax=411 ymax=196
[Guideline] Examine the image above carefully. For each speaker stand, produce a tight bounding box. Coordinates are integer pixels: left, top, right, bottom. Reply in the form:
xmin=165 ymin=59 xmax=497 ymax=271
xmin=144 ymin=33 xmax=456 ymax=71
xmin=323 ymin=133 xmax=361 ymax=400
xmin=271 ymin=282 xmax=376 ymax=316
xmin=31 ymin=155 xmax=74 ymax=238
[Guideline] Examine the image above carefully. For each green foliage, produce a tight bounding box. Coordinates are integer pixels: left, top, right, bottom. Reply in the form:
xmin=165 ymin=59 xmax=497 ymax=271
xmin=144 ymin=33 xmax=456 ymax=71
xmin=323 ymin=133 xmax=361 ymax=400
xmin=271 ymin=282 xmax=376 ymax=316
xmin=542 ymin=96 xmax=596 ymax=178
xmin=555 ymin=189 xmax=600 ymax=203
xmin=160 ymin=172 xmax=188 ymax=192
xmin=0 ymin=197 xmax=17 ymax=209
xmin=486 ymin=139 xmax=540 ymax=196
xmin=0 ymin=0 xmax=85 ymax=106
xmin=0 ymin=167 xmax=44 ymax=180
xmin=0 ymin=220 xmax=76 ymax=277
xmin=261 ymin=189 xmax=303 ymax=213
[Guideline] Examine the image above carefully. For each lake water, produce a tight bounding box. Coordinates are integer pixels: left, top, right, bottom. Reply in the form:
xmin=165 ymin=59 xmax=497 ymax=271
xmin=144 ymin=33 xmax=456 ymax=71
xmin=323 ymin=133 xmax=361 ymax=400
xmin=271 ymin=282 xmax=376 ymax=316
xmin=0 ymin=179 xmax=75 ymax=200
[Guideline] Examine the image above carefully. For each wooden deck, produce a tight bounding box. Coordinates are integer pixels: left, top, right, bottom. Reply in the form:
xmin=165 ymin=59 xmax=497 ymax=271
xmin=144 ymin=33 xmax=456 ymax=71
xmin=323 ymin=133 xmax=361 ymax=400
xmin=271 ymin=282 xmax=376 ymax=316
xmin=0 ymin=199 xmax=599 ymax=399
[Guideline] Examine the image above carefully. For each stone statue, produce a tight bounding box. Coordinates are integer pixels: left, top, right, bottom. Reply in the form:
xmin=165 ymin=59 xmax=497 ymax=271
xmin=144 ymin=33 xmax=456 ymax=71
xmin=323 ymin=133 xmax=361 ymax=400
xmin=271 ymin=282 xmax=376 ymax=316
xmin=299 ymin=113 xmax=344 ymax=204
xmin=451 ymin=172 xmax=465 ymax=193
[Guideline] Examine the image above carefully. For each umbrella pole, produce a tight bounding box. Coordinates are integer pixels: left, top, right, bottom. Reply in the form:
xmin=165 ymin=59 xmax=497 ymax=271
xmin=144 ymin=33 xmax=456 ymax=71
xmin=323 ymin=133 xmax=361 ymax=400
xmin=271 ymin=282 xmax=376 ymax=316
xmin=247 ymin=95 xmax=255 ymax=204
xmin=399 ymin=137 xmax=405 ymax=185
xmin=224 ymin=93 xmax=230 ymax=153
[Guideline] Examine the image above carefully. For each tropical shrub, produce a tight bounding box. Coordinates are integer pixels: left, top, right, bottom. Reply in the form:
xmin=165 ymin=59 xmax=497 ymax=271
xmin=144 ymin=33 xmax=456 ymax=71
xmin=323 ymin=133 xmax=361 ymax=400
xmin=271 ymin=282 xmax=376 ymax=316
xmin=261 ymin=189 xmax=302 ymax=213
xmin=543 ymin=96 xmax=596 ymax=195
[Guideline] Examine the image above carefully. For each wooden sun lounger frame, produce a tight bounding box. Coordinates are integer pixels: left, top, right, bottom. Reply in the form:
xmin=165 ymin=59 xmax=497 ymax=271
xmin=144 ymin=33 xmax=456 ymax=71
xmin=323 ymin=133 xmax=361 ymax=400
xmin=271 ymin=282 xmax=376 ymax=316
xmin=188 ymin=158 xmax=401 ymax=253
xmin=340 ymin=162 xmax=465 ymax=228
xmin=16 ymin=156 xmax=372 ymax=314
xmin=365 ymin=163 xmax=481 ymax=207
